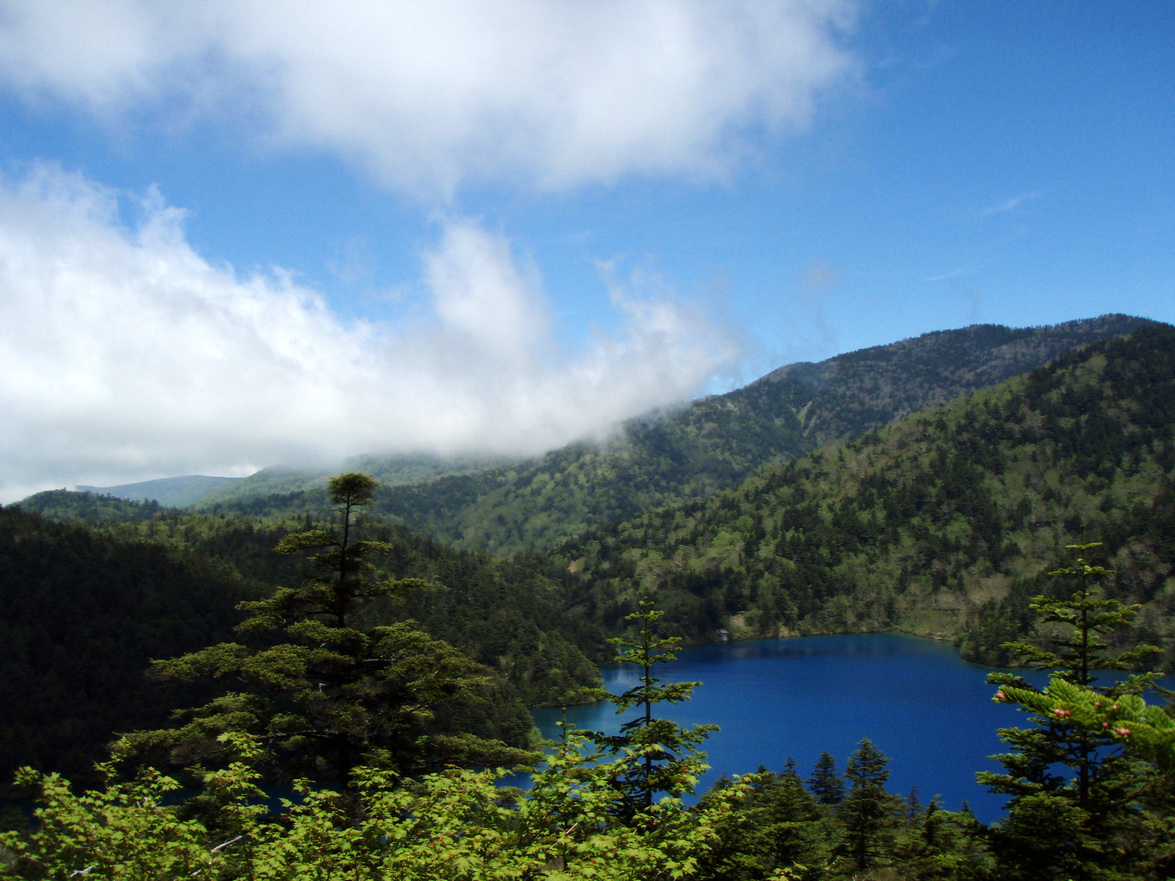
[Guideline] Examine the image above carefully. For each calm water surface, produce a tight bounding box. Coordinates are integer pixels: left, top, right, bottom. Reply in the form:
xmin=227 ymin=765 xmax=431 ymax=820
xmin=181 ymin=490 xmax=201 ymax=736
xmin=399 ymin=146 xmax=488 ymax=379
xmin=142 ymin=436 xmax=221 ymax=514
xmin=534 ymin=634 xmax=1043 ymax=824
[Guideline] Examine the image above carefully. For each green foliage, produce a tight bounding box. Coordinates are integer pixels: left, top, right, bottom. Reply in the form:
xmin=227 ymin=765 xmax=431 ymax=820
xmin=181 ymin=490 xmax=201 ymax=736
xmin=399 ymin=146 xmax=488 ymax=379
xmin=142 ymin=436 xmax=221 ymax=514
xmin=1 ymin=765 xmax=215 ymax=879
xmin=981 ymin=541 xmax=1175 ymax=879
xmin=1 ymin=753 xmax=745 ymax=880
xmin=0 ymin=754 xmax=990 ymax=880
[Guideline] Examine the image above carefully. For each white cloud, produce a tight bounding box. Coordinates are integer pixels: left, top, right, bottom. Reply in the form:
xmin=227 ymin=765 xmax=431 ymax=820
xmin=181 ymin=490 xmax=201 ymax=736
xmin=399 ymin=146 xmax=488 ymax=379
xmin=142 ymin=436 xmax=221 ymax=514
xmin=0 ymin=165 xmax=737 ymax=501
xmin=0 ymin=0 xmax=859 ymax=196
xmin=423 ymin=219 xmax=551 ymax=365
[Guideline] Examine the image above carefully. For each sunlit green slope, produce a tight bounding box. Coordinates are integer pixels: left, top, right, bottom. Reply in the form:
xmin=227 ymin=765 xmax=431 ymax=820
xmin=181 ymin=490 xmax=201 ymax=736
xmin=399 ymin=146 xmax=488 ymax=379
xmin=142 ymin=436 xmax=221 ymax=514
xmin=557 ymin=324 xmax=1175 ymax=668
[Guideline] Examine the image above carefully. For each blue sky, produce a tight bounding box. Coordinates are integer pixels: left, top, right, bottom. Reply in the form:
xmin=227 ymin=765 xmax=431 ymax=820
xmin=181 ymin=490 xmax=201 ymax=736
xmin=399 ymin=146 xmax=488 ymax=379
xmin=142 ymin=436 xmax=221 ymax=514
xmin=0 ymin=1 xmax=1171 ymax=501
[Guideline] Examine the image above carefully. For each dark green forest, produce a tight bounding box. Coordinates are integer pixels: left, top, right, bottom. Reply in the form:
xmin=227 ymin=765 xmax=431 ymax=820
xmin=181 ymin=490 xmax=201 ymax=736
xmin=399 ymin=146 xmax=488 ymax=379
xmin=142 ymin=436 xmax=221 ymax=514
xmin=4 ymin=317 xmax=1175 ymax=878
xmin=0 ymin=507 xmax=258 ymax=789
xmin=0 ymin=504 xmax=602 ymax=793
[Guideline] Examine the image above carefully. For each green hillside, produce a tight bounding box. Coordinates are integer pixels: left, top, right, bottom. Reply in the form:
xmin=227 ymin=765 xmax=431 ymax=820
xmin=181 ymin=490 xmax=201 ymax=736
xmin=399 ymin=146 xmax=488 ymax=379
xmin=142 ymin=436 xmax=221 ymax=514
xmin=16 ymin=489 xmax=171 ymax=522
xmin=556 ymin=323 xmax=1175 ymax=668
xmin=75 ymin=475 xmax=243 ymax=507
xmin=0 ymin=506 xmax=263 ymax=790
xmin=193 ymin=452 xmax=515 ymax=507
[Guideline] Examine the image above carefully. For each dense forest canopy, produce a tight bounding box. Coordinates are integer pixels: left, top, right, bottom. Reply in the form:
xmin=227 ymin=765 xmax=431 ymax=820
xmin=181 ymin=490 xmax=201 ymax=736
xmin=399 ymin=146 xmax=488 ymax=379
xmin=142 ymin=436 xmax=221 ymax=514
xmin=0 ymin=506 xmax=264 ymax=790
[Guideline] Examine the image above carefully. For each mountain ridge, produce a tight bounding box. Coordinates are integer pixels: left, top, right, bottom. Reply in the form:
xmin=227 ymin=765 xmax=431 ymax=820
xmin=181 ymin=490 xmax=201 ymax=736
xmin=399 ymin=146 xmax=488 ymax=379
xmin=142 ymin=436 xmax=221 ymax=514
xmin=325 ymin=314 xmax=1163 ymax=552
xmin=76 ymin=474 xmax=243 ymax=507
xmin=554 ymin=322 xmax=1175 ymax=667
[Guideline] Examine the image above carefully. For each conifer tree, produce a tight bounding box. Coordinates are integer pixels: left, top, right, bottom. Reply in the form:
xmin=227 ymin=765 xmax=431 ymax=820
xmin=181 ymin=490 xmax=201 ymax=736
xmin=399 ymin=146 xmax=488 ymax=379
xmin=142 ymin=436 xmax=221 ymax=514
xmin=766 ymin=760 xmax=833 ymax=878
xmin=808 ymin=750 xmax=845 ymax=806
xmin=998 ymin=539 xmax=1158 ymax=692
xmin=835 ymin=738 xmax=903 ymax=873
xmin=695 ymin=760 xmax=833 ymax=880
xmin=587 ymin=599 xmax=717 ymax=823
xmin=119 ymin=473 xmax=532 ymax=792
xmin=979 ymin=539 xmax=1164 ymax=879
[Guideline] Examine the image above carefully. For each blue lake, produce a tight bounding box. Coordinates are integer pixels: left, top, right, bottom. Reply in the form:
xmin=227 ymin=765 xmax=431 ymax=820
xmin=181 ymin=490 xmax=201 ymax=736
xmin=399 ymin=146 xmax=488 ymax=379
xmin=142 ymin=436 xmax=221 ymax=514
xmin=534 ymin=633 xmax=1045 ymax=825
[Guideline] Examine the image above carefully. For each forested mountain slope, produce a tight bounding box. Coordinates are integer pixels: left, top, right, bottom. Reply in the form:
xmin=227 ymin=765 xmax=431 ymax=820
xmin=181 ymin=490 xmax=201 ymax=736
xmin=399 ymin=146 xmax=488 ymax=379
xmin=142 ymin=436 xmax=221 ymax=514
xmin=191 ymin=314 xmax=1155 ymax=554
xmin=748 ymin=314 xmax=1155 ymax=448
xmin=556 ymin=324 xmax=1175 ymax=669
xmin=192 ymin=452 xmax=515 ymax=506
xmin=0 ymin=506 xmax=262 ymax=790
xmin=75 ymin=475 xmax=242 ymax=507
xmin=0 ymin=503 xmax=602 ymax=794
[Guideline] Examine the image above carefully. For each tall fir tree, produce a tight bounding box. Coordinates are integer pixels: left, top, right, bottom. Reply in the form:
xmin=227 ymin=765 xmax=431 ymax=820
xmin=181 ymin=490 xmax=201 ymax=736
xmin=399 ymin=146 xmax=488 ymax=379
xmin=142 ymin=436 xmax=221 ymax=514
xmin=586 ymin=599 xmax=718 ymax=823
xmin=979 ymin=539 xmax=1165 ymax=880
xmin=763 ymin=760 xmax=833 ymax=879
xmin=808 ymin=750 xmax=846 ymax=807
xmin=119 ymin=473 xmax=532 ymax=792
xmin=835 ymin=738 xmax=904 ymax=873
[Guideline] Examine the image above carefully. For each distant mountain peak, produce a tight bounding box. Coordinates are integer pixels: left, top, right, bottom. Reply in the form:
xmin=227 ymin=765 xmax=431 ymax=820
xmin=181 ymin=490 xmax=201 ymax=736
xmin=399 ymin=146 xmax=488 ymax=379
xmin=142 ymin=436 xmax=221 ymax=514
xmin=75 ymin=475 xmax=243 ymax=508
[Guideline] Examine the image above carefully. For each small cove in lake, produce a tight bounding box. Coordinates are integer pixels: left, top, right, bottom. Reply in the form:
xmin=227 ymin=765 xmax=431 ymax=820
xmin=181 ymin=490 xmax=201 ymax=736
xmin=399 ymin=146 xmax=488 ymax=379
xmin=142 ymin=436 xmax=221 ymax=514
xmin=532 ymin=633 xmax=1170 ymax=825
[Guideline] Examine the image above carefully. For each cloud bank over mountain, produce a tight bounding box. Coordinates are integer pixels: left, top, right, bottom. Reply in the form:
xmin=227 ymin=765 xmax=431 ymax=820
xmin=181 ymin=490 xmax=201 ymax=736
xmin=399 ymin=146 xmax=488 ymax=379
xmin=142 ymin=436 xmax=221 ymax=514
xmin=0 ymin=165 xmax=737 ymax=500
xmin=0 ymin=1 xmax=862 ymax=498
